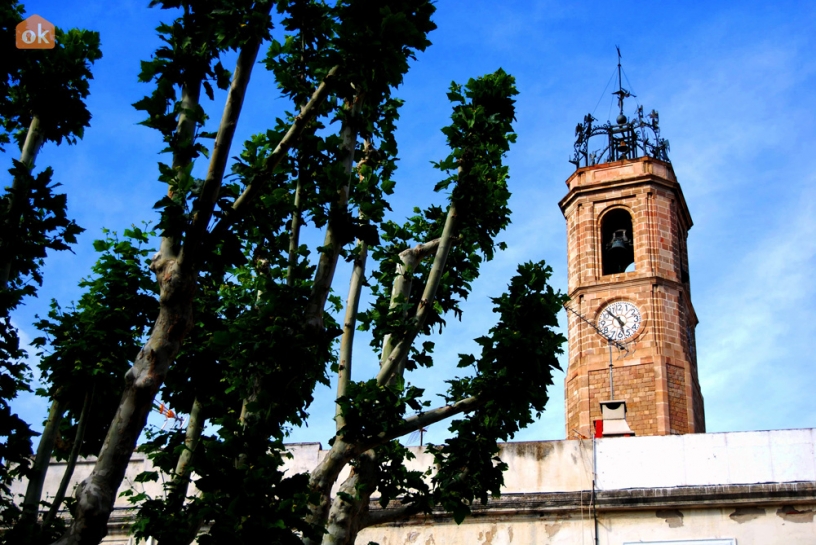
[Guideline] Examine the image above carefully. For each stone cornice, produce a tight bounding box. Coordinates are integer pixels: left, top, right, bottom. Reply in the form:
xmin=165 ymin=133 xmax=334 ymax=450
xmin=373 ymin=481 xmax=816 ymax=526
xmin=569 ymin=274 xmax=688 ymax=298
xmin=558 ymin=157 xmax=693 ymax=231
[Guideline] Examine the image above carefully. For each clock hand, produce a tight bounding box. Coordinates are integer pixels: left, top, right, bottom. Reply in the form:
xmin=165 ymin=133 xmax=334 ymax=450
xmin=605 ymin=309 xmax=625 ymax=328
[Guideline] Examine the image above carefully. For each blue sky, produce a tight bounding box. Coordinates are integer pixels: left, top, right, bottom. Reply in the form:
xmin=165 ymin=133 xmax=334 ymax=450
xmin=8 ymin=0 xmax=816 ymax=447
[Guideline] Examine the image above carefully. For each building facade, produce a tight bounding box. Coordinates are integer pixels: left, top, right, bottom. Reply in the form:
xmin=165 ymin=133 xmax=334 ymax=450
xmin=23 ymin=430 xmax=816 ymax=544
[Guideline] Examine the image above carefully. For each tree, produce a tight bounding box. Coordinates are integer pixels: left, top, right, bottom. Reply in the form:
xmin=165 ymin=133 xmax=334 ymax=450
xmin=5 ymin=228 xmax=157 ymax=545
xmin=54 ymin=1 xmax=437 ymax=543
xmin=293 ymin=71 xmax=566 ymax=545
xmin=25 ymin=2 xmax=568 ymax=544
xmin=0 ymin=1 xmax=101 ymax=531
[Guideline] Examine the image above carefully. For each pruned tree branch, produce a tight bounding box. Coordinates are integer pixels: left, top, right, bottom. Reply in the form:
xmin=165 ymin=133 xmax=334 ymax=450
xmin=379 ymin=236 xmax=446 ymax=369
xmin=376 ymin=203 xmax=458 ymax=385
xmin=363 ymin=396 xmax=482 ymax=451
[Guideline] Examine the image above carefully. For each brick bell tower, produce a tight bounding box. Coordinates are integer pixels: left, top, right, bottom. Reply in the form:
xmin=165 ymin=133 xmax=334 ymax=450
xmin=560 ymin=57 xmax=704 ymax=439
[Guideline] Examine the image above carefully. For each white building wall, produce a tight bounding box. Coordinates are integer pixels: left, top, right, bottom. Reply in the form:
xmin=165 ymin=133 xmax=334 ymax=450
xmin=359 ymin=504 xmax=816 ymax=545
xmin=595 ymin=428 xmax=816 ymax=490
xmin=14 ymin=428 xmax=816 ymax=544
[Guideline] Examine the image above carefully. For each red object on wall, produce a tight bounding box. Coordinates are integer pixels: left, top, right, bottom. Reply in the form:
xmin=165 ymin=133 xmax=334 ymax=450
xmin=594 ymin=419 xmax=603 ymax=438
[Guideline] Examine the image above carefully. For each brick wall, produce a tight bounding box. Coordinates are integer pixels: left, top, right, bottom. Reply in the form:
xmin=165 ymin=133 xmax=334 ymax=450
xmin=667 ymin=364 xmax=688 ymax=434
xmin=692 ymin=374 xmax=706 ymax=433
xmin=589 ymin=365 xmax=657 ymax=436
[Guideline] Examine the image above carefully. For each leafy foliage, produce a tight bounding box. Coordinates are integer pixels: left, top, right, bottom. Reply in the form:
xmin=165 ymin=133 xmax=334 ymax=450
xmin=126 ymin=1 xmax=438 ymax=543
xmin=2 ymin=2 xmax=568 ymax=544
xmin=0 ymin=2 xmax=101 ymax=527
xmin=32 ymin=227 xmax=158 ymax=459
xmin=1 ymin=228 xmax=157 ymax=544
xmin=430 ymin=261 xmax=566 ymax=522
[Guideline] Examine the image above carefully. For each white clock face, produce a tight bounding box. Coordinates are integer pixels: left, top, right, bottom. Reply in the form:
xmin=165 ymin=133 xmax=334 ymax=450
xmin=598 ymin=301 xmax=642 ymax=341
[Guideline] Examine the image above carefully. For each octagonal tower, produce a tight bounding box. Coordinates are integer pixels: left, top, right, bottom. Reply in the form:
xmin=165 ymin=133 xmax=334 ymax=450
xmin=560 ymin=57 xmax=704 ymax=439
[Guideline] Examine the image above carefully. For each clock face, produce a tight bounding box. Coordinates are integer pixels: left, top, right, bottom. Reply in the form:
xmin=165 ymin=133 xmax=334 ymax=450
xmin=598 ymin=301 xmax=642 ymax=341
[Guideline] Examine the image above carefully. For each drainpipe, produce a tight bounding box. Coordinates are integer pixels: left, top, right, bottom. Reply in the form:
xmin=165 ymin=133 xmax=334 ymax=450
xmin=592 ymin=433 xmax=599 ymax=545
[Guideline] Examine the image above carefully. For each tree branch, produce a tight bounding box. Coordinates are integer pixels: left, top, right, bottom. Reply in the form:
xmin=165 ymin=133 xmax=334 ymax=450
xmin=286 ymin=173 xmax=304 ymax=286
xmin=210 ymin=65 xmax=340 ymax=239
xmin=376 ymin=203 xmax=458 ymax=385
xmin=43 ymin=387 xmax=93 ymax=527
xmin=21 ymin=394 xmax=64 ymax=524
xmin=160 ymin=81 xmax=201 ymax=260
xmin=167 ymin=397 xmax=205 ymax=510
xmin=303 ymin=95 xmax=363 ymax=329
xmin=1 ymin=114 xmax=45 ymax=287
xmin=180 ymin=35 xmax=264 ymax=270
xmin=364 ymin=396 xmax=482 ymax=452
xmin=360 ymin=501 xmax=422 ymax=529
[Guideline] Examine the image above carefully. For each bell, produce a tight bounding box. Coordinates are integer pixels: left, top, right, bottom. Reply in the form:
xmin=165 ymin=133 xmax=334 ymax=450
xmin=607 ymin=229 xmax=631 ymax=252
xmin=617 ymin=141 xmax=629 ymax=154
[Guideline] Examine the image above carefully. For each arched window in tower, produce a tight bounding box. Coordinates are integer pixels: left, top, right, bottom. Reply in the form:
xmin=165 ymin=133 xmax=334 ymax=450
xmin=601 ymin=208 xmax=635 ymax=274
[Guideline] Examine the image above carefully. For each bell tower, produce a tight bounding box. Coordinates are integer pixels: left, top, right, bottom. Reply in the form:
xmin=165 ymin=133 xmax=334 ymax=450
xmin=560 ymin=57 xmax=704 ymax=439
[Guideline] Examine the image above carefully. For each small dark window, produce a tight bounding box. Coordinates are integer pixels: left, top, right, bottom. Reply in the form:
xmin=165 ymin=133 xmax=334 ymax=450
xmin=601 ymin=209 xmax=635 ymax=275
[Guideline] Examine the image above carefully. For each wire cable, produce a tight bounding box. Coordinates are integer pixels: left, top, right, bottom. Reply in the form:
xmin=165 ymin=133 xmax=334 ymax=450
xmin=591 ymin=66 xmax=618 ymax=118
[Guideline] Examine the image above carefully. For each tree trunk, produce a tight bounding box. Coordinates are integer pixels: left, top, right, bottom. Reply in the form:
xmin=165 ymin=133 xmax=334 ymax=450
xmin=53 ymin=256 xmax=196 ymax=545
xmin=21 ymin=394 xmax=65 ymax=524
xmin=322 ymin=450 xmax=377 ymax=545
xmin=52 ymin=73 xmax=208 ymax=545
xmin=1 ymin=114 xmax=45 ymax=287
xmin=43 ymin=388 xmax=93 ymax=527
xmin=302 ymin=439 xmax=357 ymax=545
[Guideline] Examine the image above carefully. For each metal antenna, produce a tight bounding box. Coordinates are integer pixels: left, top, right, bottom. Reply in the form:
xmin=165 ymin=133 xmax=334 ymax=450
xmin=564 ymin=304 xmax=629 ymax=352
xmin=617 ymin=46 xmax=624 ymax=115
xmin=611 ymin=46 xmax=635 ymax=118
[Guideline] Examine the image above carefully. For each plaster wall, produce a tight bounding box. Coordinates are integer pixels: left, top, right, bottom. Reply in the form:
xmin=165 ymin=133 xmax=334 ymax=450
xmin=14 ymin=429 xmax=816 ymax=544
xmin=595 ymin=428 xmax=816 ymax=490
xmin=284 ymin=428 xmax=816 ymax=496
xmin=358 ymin=504 xmax=816 ymax=545
xmin=17 ymin=429 xmax=814 ymax=509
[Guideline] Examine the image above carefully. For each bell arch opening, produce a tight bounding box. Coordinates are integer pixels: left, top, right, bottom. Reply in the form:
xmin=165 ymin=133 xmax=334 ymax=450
xmin=601 ymin=208 xmax=635 ymax=275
